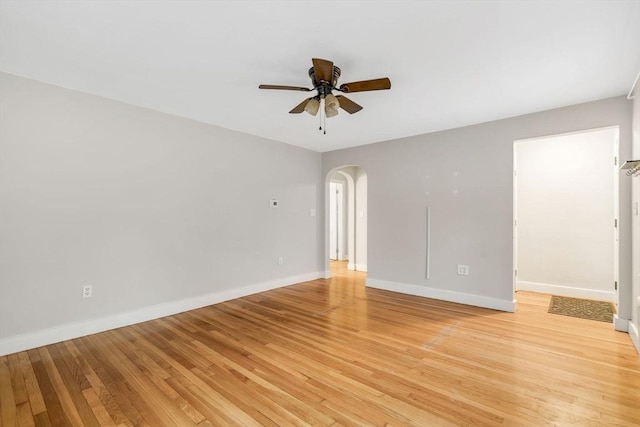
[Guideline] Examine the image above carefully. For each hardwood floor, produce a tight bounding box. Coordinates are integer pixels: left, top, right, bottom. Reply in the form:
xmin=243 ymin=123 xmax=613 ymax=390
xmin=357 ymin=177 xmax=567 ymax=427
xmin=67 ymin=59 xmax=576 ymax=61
xmin=1 ymin=262 xmax=638 ymax=426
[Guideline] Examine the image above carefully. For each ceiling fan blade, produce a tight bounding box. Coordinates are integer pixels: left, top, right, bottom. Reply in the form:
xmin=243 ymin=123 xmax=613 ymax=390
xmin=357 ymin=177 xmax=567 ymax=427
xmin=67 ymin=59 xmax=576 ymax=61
xmin=259 ymin=84 xmax=312 ymax=92
xmin=336 ymin=95 xmax=363 ymax=114
xmin=312 ymin=58 xmax=334 ymax=83
xmin=289 ymin=98 xmax=313 ymax=114
xmin=339 ymin=77 xmax=391 ymax=93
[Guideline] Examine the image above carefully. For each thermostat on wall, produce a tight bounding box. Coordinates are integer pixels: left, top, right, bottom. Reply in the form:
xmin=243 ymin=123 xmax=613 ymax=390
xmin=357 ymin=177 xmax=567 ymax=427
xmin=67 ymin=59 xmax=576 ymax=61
xmin=270 ymin=199 xmax=278 ymax=208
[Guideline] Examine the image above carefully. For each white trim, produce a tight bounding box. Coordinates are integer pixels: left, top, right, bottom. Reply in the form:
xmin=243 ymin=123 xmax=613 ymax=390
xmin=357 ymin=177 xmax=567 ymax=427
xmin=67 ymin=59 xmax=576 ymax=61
xmin=513 ymin=125 xmax=621 ymax=144
xmin=613 ymin=314 xmax=629 ymax=332
xmin=425 ymin=206 xmax=431 ymax=279
xmin=629 ymin=321 xmax=640 ymax=354
xmin=323 ymin=270 xmax=332 ymax=279
xmin=0 ymin=272 xmax=323 ymax=356
xmin=367 ymin=278 xmax=516 ymax=312
xmin=355 ymin=264 xmax=367 ymax=272
xmin=347 ymin=262 xmax=355 ymax=271
xmin=627 ymin=70 xmax=639 ymax=100
xmin=516 ymin=281 xmax=614 ymax=302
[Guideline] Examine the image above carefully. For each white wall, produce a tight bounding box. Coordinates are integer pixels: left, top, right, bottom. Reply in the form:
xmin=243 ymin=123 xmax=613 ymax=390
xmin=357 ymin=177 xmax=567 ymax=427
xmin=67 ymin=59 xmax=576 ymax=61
xmin=0 ymin=73 xmax=324 ymax=355
xmin=515 ymin=128 xmax=616 ymax=301
xmin=323 ymin=97 xmax=632 ymax=313
xmin=630 ymin=83 xmax=640 ymax=352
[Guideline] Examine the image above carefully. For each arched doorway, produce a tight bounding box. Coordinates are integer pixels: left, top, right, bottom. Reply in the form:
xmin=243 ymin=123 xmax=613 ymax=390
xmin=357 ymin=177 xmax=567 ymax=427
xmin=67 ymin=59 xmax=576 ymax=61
xmin=325 ymin=166 xmax=367 ymax=276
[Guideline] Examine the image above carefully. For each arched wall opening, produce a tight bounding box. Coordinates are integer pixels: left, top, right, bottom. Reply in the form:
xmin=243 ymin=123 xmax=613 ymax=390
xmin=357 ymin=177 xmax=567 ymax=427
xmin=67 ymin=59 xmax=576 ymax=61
xmin=325 ymin=166 xmax=367 ymax=276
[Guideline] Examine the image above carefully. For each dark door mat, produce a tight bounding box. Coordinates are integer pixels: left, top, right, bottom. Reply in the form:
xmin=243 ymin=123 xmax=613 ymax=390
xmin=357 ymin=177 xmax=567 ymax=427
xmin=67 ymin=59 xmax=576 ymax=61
xmin=548 ymin=295 xmax=615 ymax=323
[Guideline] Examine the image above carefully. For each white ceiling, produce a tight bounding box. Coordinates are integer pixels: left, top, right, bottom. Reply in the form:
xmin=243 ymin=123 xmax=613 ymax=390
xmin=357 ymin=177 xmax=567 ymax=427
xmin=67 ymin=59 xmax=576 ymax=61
xmin=1 ymin=1 xmax=639 ymax=153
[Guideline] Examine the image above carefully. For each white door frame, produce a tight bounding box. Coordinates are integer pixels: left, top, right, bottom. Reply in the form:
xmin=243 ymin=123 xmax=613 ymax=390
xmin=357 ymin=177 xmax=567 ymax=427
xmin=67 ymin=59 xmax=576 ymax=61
xmin=329 ymin=180 xmax=344 ymax=261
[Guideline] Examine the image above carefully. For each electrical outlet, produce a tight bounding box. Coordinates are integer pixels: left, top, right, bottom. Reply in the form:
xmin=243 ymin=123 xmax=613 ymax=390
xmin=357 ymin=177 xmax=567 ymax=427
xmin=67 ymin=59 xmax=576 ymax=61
xmin=457 ymin=265 xmax=469 ymax=276
xmin=278 ymin=257 xmax=283 ymax=266
xmin=82 ymin=285 xmax=92 ymax=298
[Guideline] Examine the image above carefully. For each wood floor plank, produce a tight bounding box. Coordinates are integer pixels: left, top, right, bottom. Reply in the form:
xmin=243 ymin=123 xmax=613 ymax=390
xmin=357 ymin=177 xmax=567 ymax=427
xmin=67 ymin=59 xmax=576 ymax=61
xmin=126 ymin=325 xmax=261 ymax=426
xmin=163 ymin=371 xmax=243 ymax=426
xmin=15 ymin=401 xmax=35 ymax=427
xmin=6 ymin=354 xmax=28 ymax=407
xmin=17 ymin=352 xmax=46 ymax=416
xmin=26 ymin=349 xmax=71 ymax=427
xmin=106 ymin=330 xmax=206 ymax=425
xmin=32 ymin=412 xmax=52 ymax=427
xmin=0 ymin=356 xmax=18 ymax=426
xmin=35 ymin=347 xmax=89 ymax=427
xmin=100 ymin=332 xmax=197 ymax=426
xmin=80 ymin=337 xmax=144 ymax=426
xmin=1 ymin=262 xmax=638 ymax=426
xmin=81 ymin=388 xmax=117 ymax=427
xmin=64 ymin=339 xmax=129 ymax=427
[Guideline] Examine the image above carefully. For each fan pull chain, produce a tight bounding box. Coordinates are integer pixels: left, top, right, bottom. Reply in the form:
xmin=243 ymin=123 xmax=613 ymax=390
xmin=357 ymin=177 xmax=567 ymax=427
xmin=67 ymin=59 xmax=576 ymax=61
xmin=322 ymin=100 xmax=327 ymax=135
xmin=318 ymin=101 xmax=327 ymax=135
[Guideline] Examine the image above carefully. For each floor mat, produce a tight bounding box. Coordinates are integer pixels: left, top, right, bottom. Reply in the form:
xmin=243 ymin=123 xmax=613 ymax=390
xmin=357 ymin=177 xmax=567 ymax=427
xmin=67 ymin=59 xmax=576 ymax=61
xmin=548 ymin=295 xmax=614 ymax=323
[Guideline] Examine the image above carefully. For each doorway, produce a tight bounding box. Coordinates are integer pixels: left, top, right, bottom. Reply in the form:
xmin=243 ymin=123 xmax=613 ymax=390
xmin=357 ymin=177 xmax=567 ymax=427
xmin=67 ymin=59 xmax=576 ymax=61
xmin=326 ymin=166 xmax=367 ymax=275
xmin=513 ymin=127 xmax=620 ymax=307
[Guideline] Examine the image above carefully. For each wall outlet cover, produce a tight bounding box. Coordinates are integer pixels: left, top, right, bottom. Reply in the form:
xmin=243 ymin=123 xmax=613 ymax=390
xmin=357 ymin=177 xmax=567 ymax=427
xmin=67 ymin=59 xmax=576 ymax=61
xmin=82 ymin=285 xmax=92 ymax=298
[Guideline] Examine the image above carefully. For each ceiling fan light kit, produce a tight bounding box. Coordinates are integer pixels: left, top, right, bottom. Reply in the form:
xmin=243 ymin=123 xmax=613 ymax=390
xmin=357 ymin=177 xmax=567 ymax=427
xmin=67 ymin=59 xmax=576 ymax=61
xmin=259 ymin=58 xmax=391 ymax=132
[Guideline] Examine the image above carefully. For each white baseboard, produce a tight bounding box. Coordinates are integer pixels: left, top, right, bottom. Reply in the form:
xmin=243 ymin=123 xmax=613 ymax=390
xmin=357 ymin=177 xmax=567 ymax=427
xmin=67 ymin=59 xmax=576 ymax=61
xmin=366 ymin=278 xmax=516 ymax=312
xmin=323 ymin=270 xmax=332 ymax=279
xmin=341 ymin=262 xmax=363 ymax=272
xmin=613 ymin=314 xmax=629 ymax=332
xmin=517 ymin=281 xmax=614 ymax=302
xmin=629 ymin=321 xmax=640 ymax=354
xmin=355 ymin=263 xmax=367 ymax=272
xmin=0 ymin=272 xmax=323 ymax=356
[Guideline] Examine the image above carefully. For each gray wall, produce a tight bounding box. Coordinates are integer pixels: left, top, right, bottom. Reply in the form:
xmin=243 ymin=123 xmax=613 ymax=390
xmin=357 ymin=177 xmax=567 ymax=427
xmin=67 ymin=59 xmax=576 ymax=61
xmin=0 ymin=73 xmax=324 ymax=351
xmin=323 ymin=97 xmax=633 ymax=313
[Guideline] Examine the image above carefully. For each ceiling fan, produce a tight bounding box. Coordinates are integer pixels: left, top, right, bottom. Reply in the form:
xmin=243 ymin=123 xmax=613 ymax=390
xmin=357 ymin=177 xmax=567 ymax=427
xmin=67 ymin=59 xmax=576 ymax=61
xmin=259 ymin=58 xmax=391 ymax=120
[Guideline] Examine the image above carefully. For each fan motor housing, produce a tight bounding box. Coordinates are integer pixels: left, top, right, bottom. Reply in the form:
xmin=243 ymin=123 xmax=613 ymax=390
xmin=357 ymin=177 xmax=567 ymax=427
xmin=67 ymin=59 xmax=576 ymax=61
xmin=308 ymin=66 xmax=341 ymax=89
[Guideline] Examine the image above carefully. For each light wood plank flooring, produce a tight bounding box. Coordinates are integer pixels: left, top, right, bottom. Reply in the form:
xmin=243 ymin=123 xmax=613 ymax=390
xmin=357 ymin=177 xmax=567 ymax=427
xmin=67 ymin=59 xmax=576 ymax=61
xmin=1 ymin=262 xmax=638 ymax=426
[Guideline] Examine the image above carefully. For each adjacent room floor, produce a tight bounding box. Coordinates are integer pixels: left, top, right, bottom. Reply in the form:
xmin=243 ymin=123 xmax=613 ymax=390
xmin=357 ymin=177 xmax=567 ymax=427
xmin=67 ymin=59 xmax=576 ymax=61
xmin=1 ymin=262 xmax=638 ymax=426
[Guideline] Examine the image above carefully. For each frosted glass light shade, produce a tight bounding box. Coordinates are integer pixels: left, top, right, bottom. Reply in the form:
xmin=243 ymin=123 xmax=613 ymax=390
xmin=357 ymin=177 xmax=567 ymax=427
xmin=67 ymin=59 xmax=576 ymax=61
xmin=304 ymin=98 xmax=320 ymax=116
xmin=325 ymin=106 xmax=339 ymax=118
xmin=325 ymin=94 xmax=340 ymax=118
